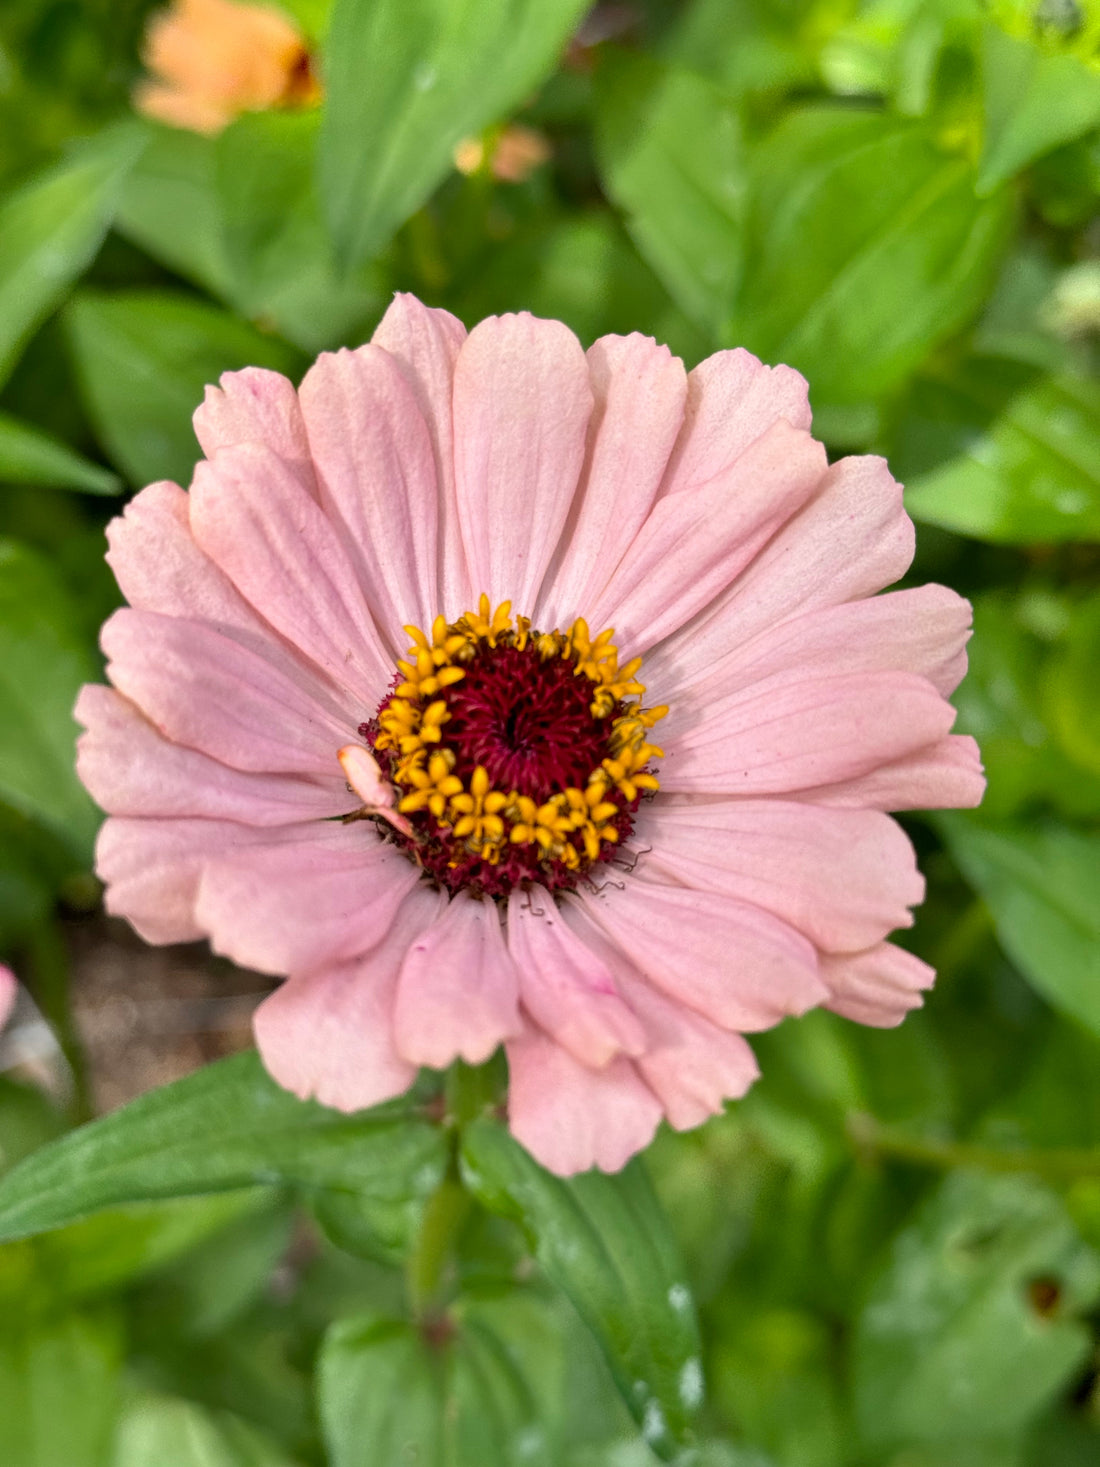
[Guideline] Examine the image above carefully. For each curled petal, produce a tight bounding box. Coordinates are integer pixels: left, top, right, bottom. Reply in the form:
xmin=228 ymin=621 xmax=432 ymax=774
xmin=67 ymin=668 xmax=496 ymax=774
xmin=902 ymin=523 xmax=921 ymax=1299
xmin=822 ymin=943 xmax=936 ymax=1027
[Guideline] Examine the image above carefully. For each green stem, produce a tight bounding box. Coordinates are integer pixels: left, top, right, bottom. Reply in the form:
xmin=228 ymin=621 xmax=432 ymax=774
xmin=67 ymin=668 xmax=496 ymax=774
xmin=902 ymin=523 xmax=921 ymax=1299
xmin=405 ymin=1172 xmax=471 ymax=1321
xmin=26 ymin=921 xmax=93 ymax=1124
xmin=849 ymin=1112 xmax=1100 ymax=1180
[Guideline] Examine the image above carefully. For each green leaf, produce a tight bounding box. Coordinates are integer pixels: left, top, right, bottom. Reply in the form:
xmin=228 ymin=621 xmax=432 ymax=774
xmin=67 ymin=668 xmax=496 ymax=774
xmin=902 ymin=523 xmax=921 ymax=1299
xmin=112 ymin=1393 xmax=299 ymax=1467
xmin=950 ymin=592 xmax=1100 ymax=821
xmin=853 ymin=1171 xmax=1100 ymax=1450
xmin=0 ymin=409 xmax=118 ymax=494
xmin=0 ymin=1051 xmax=448 ymax=1242
xmin=460 ymin=1118 xmax=702 ymax=1462
xmin=0 ymin=125 xmax=146 ymax=390
xmin=0 ymin=1192 xmax=273 ymax=1316
xmin=0 ymin=539 xmax=99 ymax=859
xmin=451 ymin=212 xmax=707 ymax=363
xmin=319 ymin=0 xmax=589 ymax=269
xmin=733 ymin=109 xmax=1012 ymax=406
xmin=595 ymin=49 xmax=745 ymax=333
xmin=114 ymin=126 xmax=236 ymax=302
xmin=215 ymin=111 xmax=386 ymax=353
xmin=979 ymin=23 xmax=1100 ymax=194
xmin=939 ymin=816 xmax=1100 ymax=1040
xmin=319 ymin=1317 xmax=444 ymax=1467
xmin=0 ymin=1309 xmax=124 ymax=1467
xmin=319 ymin=1298 xmax=560 ymax=1467
xmin=65 ymin=289 xmax=305 ymax=487
xmin=900 ymin=361 xmax=1100 ymax=544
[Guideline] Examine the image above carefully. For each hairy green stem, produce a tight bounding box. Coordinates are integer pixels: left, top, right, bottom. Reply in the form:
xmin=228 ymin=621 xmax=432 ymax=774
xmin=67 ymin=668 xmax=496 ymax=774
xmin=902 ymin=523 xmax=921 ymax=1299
xmin=849 ymin=1112 xmax=1100 ymax=1179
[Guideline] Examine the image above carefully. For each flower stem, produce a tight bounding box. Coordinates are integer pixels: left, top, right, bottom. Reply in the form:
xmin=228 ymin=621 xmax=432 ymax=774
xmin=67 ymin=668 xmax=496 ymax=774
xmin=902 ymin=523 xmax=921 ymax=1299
xmin=406 ymin=1171 xmax=470 ymax=1321
xmin=848 ymin=1112 xmax=1100 ymax=1179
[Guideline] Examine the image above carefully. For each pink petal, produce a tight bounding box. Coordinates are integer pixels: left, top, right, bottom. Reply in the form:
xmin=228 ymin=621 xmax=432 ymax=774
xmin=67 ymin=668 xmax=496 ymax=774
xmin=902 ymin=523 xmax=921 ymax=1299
xmin=189 ymin=443 xmax=391 ymax=704
xmin=660 ymin=585 xmax=973 ymax=745
xmin=193 ymin=367 xmax=315 ymax=495
xmin=619 ymin=974 xmax=760 ymax=1131
xmin=635 ymin=800 xmax=923 ymax=953
xmin=588 ymin=421 xmax=827 ymax=655
xmin=804 ymin=734 xmax=986 ymax=811
xmin=298 ymin=345 xmax=441 ymax=648
xmin=394 ymin=894 xmax=521 ymax=1067
xmin=646 ymin=453 xmax=914 ymax=693
xmin=822 ymin=943 xmax=935 ymax=1027
xmin=535 ymin=333 xmax=687 ymax=628
xmin=102 ymin=609 xmax=354 ymax=776
xmin=659 ymin=346 xmax=810 ymax=496
xmin=371 ymin=295 xmax=473 ymax=618
xmin=104 ymin=482 xmax=356 ymax=707
xmin=566 ymin=878 xmax=826 ymax=1033
xmin=506 ymin=886 xmax=646 ymax=1068
xmin=0 ymin=964 xmax=16 ymax=1030
xmin=195 ymin=824 xmax=420 ymax=975
xmin=453 ymin=313 xmax=593 ymax=614
xmin=106 ymin=480 xmax=260 ymax=635
xmin=76 ymin=684 xmax=348 ymax=825
xmin=506 ymin=1026 xmax=662 ymax=1175
xmin=95 ymin=816 xmax=279 ymax=943
xmin=253 ymin=885 xmax=447 ymax=1111
xmin=558 ymin=915 xmax=761 ymax=1131
xmin=661 ymin=670 xmax=958 ymax=796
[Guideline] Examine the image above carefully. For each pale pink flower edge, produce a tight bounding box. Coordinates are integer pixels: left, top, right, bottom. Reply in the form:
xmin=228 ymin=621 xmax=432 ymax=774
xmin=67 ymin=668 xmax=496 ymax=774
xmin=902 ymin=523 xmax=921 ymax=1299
xmin=75 ymin=294 xmax=984 ymax=1176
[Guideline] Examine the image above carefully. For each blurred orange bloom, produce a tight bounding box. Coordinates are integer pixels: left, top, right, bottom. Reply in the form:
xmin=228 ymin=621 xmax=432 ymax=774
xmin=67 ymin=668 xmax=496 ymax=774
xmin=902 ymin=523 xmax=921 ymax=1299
xmin=134 ymin=0 xmax=320 ymax=136
xmin=453 ymin=125 xmax=552 ymax=184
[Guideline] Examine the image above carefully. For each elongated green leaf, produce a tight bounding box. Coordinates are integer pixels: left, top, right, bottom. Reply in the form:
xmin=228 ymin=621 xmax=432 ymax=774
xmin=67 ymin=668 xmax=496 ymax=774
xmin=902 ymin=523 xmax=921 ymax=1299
xmin=0 ymin=539 xmax=99 ymax=859
xmin=0 ymin=1192 xmax=270 ymax=1315
xmin=319 ymin=0 xmax=589 ymax=268
xmin=595 ymin=50 xmax=745 ymax=333
xmin=0 ymin=126 xmax=145 ymax=389
xmin=979 ymin=23 xmax=1100 ymax=194
xmin=0 ymin=409 xmax=118 ymax=494
xmin=460 ymin=1118 xmax=702 ymax=1462
xmin=112 ymin=1393 xmax=299 ymax=1467
xmin=733 ymin=109 xmax=1012 ymax=406
xmin=215 ymin=111 xmax=385 ymax=353
xmin=853 ymin=1172 xmax=1100 ymax=1450
xmin=0 ymin=1051 xmax=447 ymax=1242
xmin=900 ymin=362 xmax=1100 ymax=543
xmin=0 ymin=1309 xmax=124 ymax=1467
xmin=114 ymin=126 xmax=236 ymax=301
xmin=65 ymin=290 xmax=304 ymax=487
xmin=939 ymin=816 xmax=1100 ymax=1039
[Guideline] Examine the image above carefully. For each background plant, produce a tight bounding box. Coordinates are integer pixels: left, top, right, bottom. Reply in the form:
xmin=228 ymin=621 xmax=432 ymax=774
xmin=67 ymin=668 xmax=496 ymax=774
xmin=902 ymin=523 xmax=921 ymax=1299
xmin=0 ymin=0 xmax=1098 ymax=1463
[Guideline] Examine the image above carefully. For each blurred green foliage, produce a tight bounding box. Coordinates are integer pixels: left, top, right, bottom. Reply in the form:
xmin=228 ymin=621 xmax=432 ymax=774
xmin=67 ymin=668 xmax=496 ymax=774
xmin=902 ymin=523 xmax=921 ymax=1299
xmin=0 ymin=0 xmax=1098 ymax=1462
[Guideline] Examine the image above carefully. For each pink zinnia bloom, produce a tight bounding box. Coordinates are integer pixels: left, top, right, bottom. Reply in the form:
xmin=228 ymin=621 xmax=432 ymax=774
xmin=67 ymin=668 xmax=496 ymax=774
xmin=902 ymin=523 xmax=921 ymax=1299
xmin=76 ymin=297 xmax=983 ymax=1175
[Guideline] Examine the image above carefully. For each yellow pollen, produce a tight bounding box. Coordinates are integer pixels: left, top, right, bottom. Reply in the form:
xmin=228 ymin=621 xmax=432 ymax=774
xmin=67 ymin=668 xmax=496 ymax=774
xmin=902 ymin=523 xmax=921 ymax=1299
xmin=372 ymin=598 xmax=666 ymax=877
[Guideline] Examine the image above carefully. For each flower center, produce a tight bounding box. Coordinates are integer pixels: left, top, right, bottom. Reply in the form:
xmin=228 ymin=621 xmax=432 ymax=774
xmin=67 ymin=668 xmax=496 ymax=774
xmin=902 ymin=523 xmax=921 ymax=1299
xmin=359 ymin=597 xmax=666 ymax=898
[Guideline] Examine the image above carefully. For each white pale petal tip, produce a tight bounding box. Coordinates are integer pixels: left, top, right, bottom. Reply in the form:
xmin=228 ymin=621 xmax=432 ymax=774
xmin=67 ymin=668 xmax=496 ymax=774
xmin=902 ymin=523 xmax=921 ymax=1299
xmin=338 ymin=744 xmax=413 ymax=837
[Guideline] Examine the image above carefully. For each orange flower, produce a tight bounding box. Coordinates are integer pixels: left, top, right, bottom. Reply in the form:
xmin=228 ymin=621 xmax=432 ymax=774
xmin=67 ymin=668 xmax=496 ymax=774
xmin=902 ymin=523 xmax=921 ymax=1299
xmin=134 ymin=0 xmax=320 ymax=136
xmin=453 ymin=125 xmax=552 ymax=184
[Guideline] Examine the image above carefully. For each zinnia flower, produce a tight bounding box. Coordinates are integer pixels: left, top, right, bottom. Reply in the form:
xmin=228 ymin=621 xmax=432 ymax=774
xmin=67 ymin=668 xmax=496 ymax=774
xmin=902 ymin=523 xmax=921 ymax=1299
xmin=76 ymin=296 xmax=983 ymax=1175
xmin=134 ymin=0 xmax=319 ymax=136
